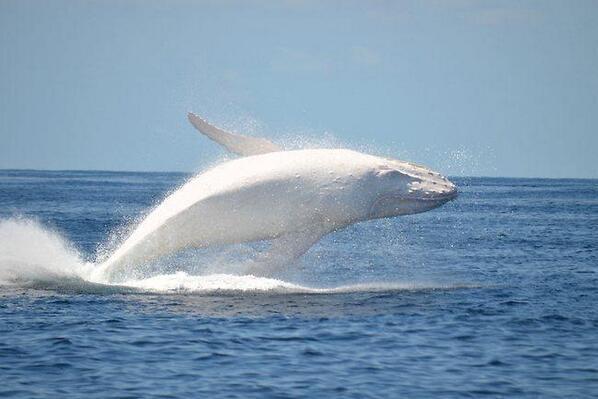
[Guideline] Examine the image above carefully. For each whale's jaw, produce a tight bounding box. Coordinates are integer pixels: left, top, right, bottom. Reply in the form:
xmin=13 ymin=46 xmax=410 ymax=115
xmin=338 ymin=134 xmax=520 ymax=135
xmin=369 ymin=190 xmax=457 ymax=219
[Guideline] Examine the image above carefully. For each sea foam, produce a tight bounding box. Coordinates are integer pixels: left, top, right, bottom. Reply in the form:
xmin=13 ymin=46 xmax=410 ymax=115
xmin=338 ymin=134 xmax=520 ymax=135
xmin=0 ymin=217 xmax=462 ymax=295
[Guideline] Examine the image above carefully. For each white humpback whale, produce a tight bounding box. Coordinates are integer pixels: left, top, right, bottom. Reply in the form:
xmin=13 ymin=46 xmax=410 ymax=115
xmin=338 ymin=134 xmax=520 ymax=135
xmin=96 ymin=114 xmax=457 ymax=281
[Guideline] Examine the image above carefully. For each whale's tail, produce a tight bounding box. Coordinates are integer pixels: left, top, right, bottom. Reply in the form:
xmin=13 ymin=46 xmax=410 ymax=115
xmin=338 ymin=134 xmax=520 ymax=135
xmin=187 ymin=112 xmax=282 ymax=156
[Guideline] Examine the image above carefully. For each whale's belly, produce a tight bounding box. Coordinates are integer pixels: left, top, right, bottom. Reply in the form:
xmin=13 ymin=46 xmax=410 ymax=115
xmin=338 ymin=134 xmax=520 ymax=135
xmin=148 ymin=178 xmax=331 ymax=251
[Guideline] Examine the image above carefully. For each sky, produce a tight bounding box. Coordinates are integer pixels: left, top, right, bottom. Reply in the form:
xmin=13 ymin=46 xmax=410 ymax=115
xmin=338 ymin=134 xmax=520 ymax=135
xmin=1 ymin=0 xmax=597 ymax=178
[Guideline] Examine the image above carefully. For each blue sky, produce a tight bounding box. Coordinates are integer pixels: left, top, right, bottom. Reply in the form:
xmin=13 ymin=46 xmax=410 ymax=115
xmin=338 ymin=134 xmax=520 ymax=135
xmin=1 ymin=0 xmax=597 ymax=177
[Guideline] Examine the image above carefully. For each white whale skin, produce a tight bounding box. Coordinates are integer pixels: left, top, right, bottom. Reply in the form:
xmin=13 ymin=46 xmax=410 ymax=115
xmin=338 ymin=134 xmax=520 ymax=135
xmin=96 ymin=118 xmax=457 ymax=281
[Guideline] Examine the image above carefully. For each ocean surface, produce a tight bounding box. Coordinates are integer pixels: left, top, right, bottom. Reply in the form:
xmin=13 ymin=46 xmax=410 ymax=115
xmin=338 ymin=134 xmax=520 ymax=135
xmin=0 ymin=170 xmax=597 ymax=398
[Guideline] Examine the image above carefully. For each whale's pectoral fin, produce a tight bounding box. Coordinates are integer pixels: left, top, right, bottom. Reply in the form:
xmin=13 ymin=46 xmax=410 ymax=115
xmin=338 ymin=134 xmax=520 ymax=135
xmin=264 ymin=229 xmax=327 ymax=262
xmin=245 ymin=228 xmax=329 ymax=276
xmin=187 ymin=112 xmax=283 ymax=156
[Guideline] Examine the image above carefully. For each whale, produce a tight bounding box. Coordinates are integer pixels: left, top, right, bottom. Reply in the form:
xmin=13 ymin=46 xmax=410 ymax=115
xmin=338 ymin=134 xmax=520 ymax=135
xmin=95 ymin=113 xmax=457 ymax=281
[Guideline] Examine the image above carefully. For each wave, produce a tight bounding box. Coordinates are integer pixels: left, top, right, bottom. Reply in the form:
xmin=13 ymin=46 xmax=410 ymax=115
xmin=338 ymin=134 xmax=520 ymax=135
xmin=0 ymin=217 xmax=469 ymax=295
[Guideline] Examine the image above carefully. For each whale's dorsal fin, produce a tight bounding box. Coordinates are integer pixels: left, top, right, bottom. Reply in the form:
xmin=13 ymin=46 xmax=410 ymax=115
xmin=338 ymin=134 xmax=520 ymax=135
xmin=188 ymin=112 xmax=283 ymax=156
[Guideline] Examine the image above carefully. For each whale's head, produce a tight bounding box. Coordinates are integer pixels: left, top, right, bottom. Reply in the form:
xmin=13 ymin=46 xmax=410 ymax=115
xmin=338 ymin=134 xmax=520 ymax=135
xmin=369 ymin=159 xmax=457 ymax=219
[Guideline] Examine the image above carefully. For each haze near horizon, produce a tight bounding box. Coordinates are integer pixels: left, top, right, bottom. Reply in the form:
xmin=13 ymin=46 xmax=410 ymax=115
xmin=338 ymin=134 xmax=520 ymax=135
xmin=1 ymin=0 xmax=597 ymax=178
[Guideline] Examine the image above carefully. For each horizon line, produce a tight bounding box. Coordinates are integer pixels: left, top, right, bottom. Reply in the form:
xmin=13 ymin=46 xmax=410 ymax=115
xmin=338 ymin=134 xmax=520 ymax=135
xmin=0 ymin=167 xmax=596 ymax=181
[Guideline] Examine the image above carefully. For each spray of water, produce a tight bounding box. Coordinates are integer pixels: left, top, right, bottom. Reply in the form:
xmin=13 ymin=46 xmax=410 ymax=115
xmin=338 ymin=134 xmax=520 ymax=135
xmin=0 ymin=216 xmax=459 ymax=294
xmin=0 ymin=218 xmax=92 ymax=284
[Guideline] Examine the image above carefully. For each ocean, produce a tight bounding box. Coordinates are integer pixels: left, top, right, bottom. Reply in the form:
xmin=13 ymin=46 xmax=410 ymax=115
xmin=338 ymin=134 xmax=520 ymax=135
xmin=0 ymin=170 xmax=597 ymax=398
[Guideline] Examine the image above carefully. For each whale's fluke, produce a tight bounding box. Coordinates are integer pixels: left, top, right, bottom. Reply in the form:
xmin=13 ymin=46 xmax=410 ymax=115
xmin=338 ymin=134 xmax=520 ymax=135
xmin=188 ymin=112 xmax=282 ymax=156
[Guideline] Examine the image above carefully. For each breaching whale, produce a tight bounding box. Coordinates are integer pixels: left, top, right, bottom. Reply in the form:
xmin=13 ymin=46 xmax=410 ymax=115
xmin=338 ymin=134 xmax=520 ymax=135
xmin=96 ymin=113 xmax=457 ymax=281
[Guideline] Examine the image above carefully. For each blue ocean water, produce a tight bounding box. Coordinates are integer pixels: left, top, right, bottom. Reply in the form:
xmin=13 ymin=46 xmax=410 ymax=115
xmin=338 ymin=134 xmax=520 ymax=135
xmin=0 ymin=170 xmax=597 ymax=398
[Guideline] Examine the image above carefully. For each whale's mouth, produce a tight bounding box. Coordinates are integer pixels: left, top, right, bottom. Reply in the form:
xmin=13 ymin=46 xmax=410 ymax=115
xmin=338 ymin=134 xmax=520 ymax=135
xmin=369 ymin=190 xmax=458 ymax=219
xmin=384 ymin=189 xmax=458 ymax=204
xmin=412 ymin=190 xmax=458 ymax=202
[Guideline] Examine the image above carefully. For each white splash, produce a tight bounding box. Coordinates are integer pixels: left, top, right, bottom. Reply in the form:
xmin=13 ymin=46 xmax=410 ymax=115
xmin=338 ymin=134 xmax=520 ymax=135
xmin=123 ymin=272 xmax=305 ymax=293
xmin=0 ymin=217 xmax=461 ymax=295
xmin=0 ymin=218 xmax=93 ymax=284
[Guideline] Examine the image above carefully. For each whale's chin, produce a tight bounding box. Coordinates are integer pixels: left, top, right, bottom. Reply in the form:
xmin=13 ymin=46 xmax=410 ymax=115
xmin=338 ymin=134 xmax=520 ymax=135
xmin=369 ymin=191 xmax=458 ymax=219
